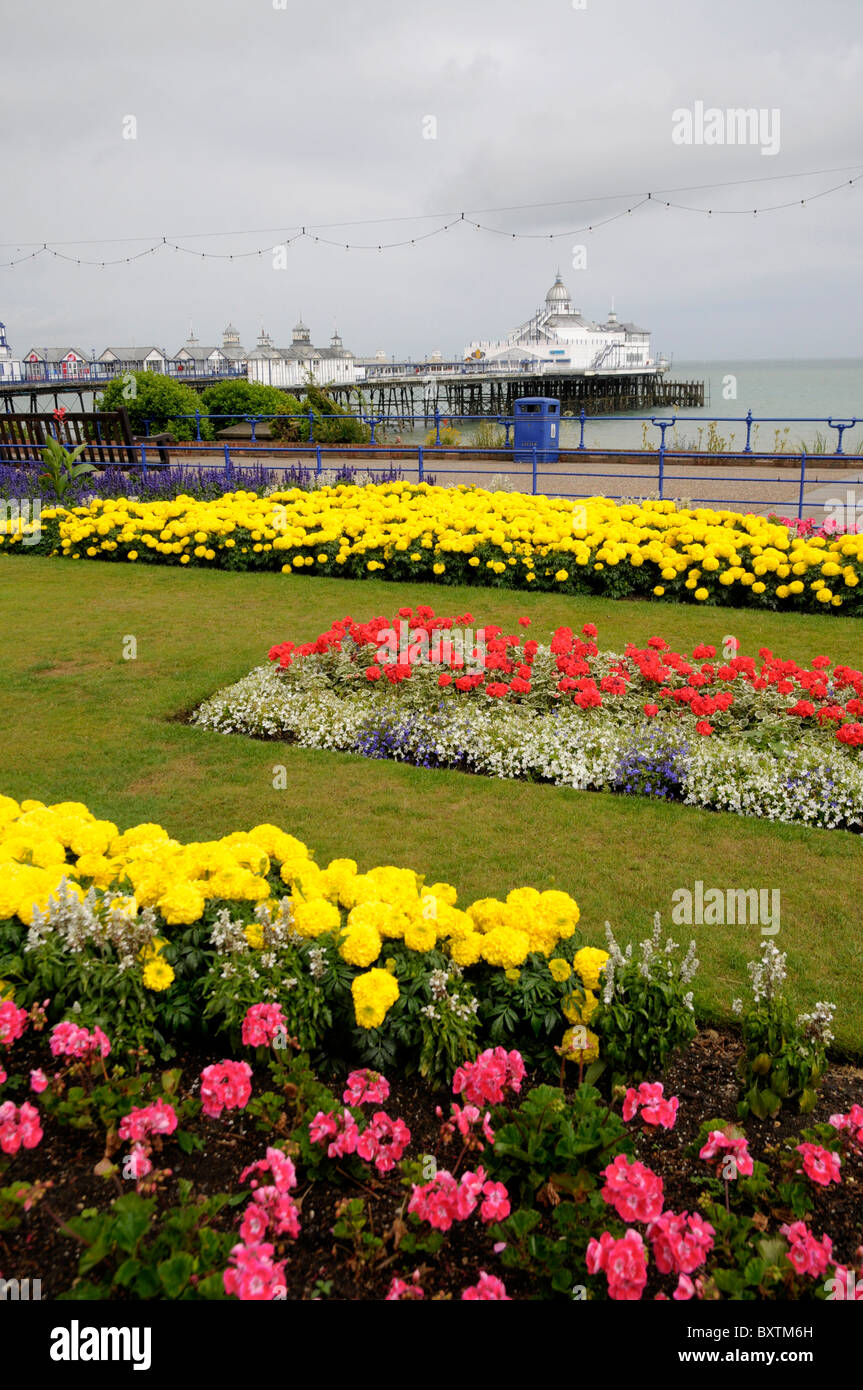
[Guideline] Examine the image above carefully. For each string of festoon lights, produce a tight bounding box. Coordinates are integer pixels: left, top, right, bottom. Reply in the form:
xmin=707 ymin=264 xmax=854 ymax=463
xmin=1 ymin=162 xmax=861 ymax=268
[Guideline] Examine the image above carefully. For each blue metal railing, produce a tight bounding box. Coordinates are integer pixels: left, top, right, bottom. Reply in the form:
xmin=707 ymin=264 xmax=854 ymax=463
xmin=7 ymin=409 xmax=863 ymax=524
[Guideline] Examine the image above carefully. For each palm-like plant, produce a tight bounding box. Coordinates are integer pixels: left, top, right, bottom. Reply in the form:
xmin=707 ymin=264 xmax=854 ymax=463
xmin=38 ymin=436 xmax=97 ymax=500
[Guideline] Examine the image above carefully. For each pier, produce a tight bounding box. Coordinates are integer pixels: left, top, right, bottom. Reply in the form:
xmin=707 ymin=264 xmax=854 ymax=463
xmin=326 ymin=365 xmax=705 ymax=425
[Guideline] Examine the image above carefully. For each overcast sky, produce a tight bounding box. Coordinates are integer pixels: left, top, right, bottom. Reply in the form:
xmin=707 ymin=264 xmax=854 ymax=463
xmin=1 ymin=0 xmax=861 ymax=362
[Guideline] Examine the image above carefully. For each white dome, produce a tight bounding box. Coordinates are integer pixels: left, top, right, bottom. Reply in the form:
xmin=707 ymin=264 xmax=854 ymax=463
xmin=546 ymin=274 xmax=571 ymax=305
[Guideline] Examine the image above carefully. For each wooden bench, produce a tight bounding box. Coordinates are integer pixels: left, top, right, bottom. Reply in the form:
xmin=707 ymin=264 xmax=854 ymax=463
xmin=0 ymin=407 xmax=172 ymax=471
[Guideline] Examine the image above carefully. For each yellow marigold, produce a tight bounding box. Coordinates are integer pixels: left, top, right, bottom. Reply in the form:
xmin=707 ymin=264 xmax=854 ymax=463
xmin=110 ymin=824 xmax=171 ymax=855
xmin=448 ymin=933 xmax=484 ymax=967
xmin=427 ymin=881 xmax=457 ymax=906
xmin=137 ymin=934 xmax=167 ymax=963
xmin=291 ymin=897 xmax=341 ymax=939
xmin=537 ymin=890 xmax=581 ymax=941
xmin=69 ymin=820 xmax=119 ymax=858
xmin=548 ymin=958 xmax=571 ymax=983
xmin=523 ymin=921 xmax=560 ymax=957
xmin=506 ymin=886 xmax=542 ymax=913
xmin=282 ymin=862 xmax=324 ymax=899
xmin=480 ymin=925 xmax=531 ymax=969
xmin=563 ymin=988 xmax=598 ymax=1024
xmin=157 ymin=882 xmax=205 ymax=926
xmin=403 ymin=918 xmax=437 ymax=953
xmin=338 ymin=872 xmax=380 ymax=910
xmin=572 ymin=946 xmax=609 ymax=992
xmin=319 ymin=858 xmax=358 ymax=902
xmin=442 ymin=909 xmax=478 ymax=942
xmin=339 ymin=923 xmax=382 ymax=968
xmin=351 ymin=968 xmax=400 ymax=1029
xmin=142 ymin=957 xmax=175 ymax=992
xmin=74 ymin=853 xmax=118 ymax=887
xmin=560 ymin=1025 xmax=600 ymax=1064
xmin=467 ymin=897 xmax=506 ymax=932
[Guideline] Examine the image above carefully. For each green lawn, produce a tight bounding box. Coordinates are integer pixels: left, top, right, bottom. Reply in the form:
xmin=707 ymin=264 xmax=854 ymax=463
xmin=3 ymin=554 xmax=863 ymax=1051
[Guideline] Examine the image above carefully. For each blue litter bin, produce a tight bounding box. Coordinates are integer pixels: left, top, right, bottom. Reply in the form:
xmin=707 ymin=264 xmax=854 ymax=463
xmin=512 ymin=396 xmax=560 ymax=464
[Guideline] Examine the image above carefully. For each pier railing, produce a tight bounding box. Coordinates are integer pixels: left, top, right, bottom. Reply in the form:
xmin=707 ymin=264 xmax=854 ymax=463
xmin=15 ymin=363 xmax=250 ymax=384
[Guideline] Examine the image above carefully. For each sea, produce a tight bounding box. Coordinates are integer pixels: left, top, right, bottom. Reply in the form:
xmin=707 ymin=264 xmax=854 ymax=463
xmin=576 ymin=358 xmax=863 ymax=456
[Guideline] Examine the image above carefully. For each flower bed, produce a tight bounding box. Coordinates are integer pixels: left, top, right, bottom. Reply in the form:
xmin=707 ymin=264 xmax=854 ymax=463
xmin=191 ymin=609 xmax=863 ymax=831
xmin=7 ymin=482 xmax=863 ymax=612
xmin=0 ymin=795 xmax=859 ymax=1301
xmin=0 ymin=791 xmax=596 ymax=1078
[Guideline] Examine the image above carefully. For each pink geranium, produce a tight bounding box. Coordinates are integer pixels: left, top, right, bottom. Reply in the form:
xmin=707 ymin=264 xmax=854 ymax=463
xmin=479 ymin=1181 xmax=511 ymax=1224
xmin=0 ymin=1100 xmax=43 ymax=1154
xmin=796 ymin=1143 xmax=841 ymax=1187
xmin=0 ymin=1000 xmax=27 ymax=1047
xmin=622 ymin=1081 xmax=679 ymax=1130
xmin=49 ymin=1021 xmax=111 ymax=1060
xmin=829 ymin=1105 xmax=863 ymax=1148
xmin=648 ymin=1210 xmax=715 ymax=1275
xmin=452 ymin=1047 xmax=525 ymax=1107
xmin=698 ymin=1129 xmax=754 ymax=1177
xmin=386 ymin=1271 xmax=425 ymax=1301
xmin=587 ymin=1228 xmax=648 ymax=1300
xmin=781 ymin=1220 xmax=833 ymax=1277
xmin=309 ymin=1108 xmax=359 ymax=1158
xmin=238 ymin=1147 xmax=301 ymax=1246
xmin=461 ymin=1271 xmax=510 ymax=1301
xmin=409 ymin=1166 xmax=508 ymax=1233
xmin=600 ymin=1154 xmax=664 ymax=1224
xmin=119 ymin=1098 xmax=178 ymax=1143
xmin=200 ymin=1060 xmax=252 ymax=1119
xmin=223 ymin=1242 xmax=286 ymax=1301
xmin=124 ymin=1143 xmax=153 ymax=1180
xmin=343 ymin=1069 xmax=390 ymax=1106
xmin=241 ymin=1003 xmax=286 ymax=1049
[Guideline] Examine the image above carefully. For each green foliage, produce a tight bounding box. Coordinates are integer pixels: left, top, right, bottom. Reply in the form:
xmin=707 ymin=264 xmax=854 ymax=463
xmin=56 ymin=1186 xmax=240 ymax=1299
xmin=266 ymin=385 xmax=370 ymax=446
xmin=38 ymin=437 xmax=96 ymax=500
xmin=489 ymin=1082 xmax=631 ymax=1205
xmin=304 ymin=385 xmax=371 ymax=444
xmin=477 ymin=950 xmax=579 ymax=1073
xmin=591 ymin=918 xmax=698 ymax=1083
xmin=199 ymin=931 xmax=334 ymax=1054
xmin=331 ymin=1197 xmax=384 ymax=1266
xmin=700 ymin=1203 xmax=790 ymax=1300
xmin=493 ymin=1200 xmax=606 ymax=1297
xmin=96 ymin=372 xmax=214 ymax=441
xmin=200 ymin=381 xmax=295 ymax=432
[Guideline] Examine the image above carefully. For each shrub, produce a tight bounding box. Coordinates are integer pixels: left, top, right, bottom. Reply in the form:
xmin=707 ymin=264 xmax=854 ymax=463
xmin=471 ymin=421 xmax=506 ymax=451
xmin=95 ymin=373 xmax=214 ymax=442
xmin=269 ymin=386 xmax=370 ymax=446
xmin=199 ymin=381 xmax=296 ymax=433
xmin=424 ymin=425 xmax=461 ymax=448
